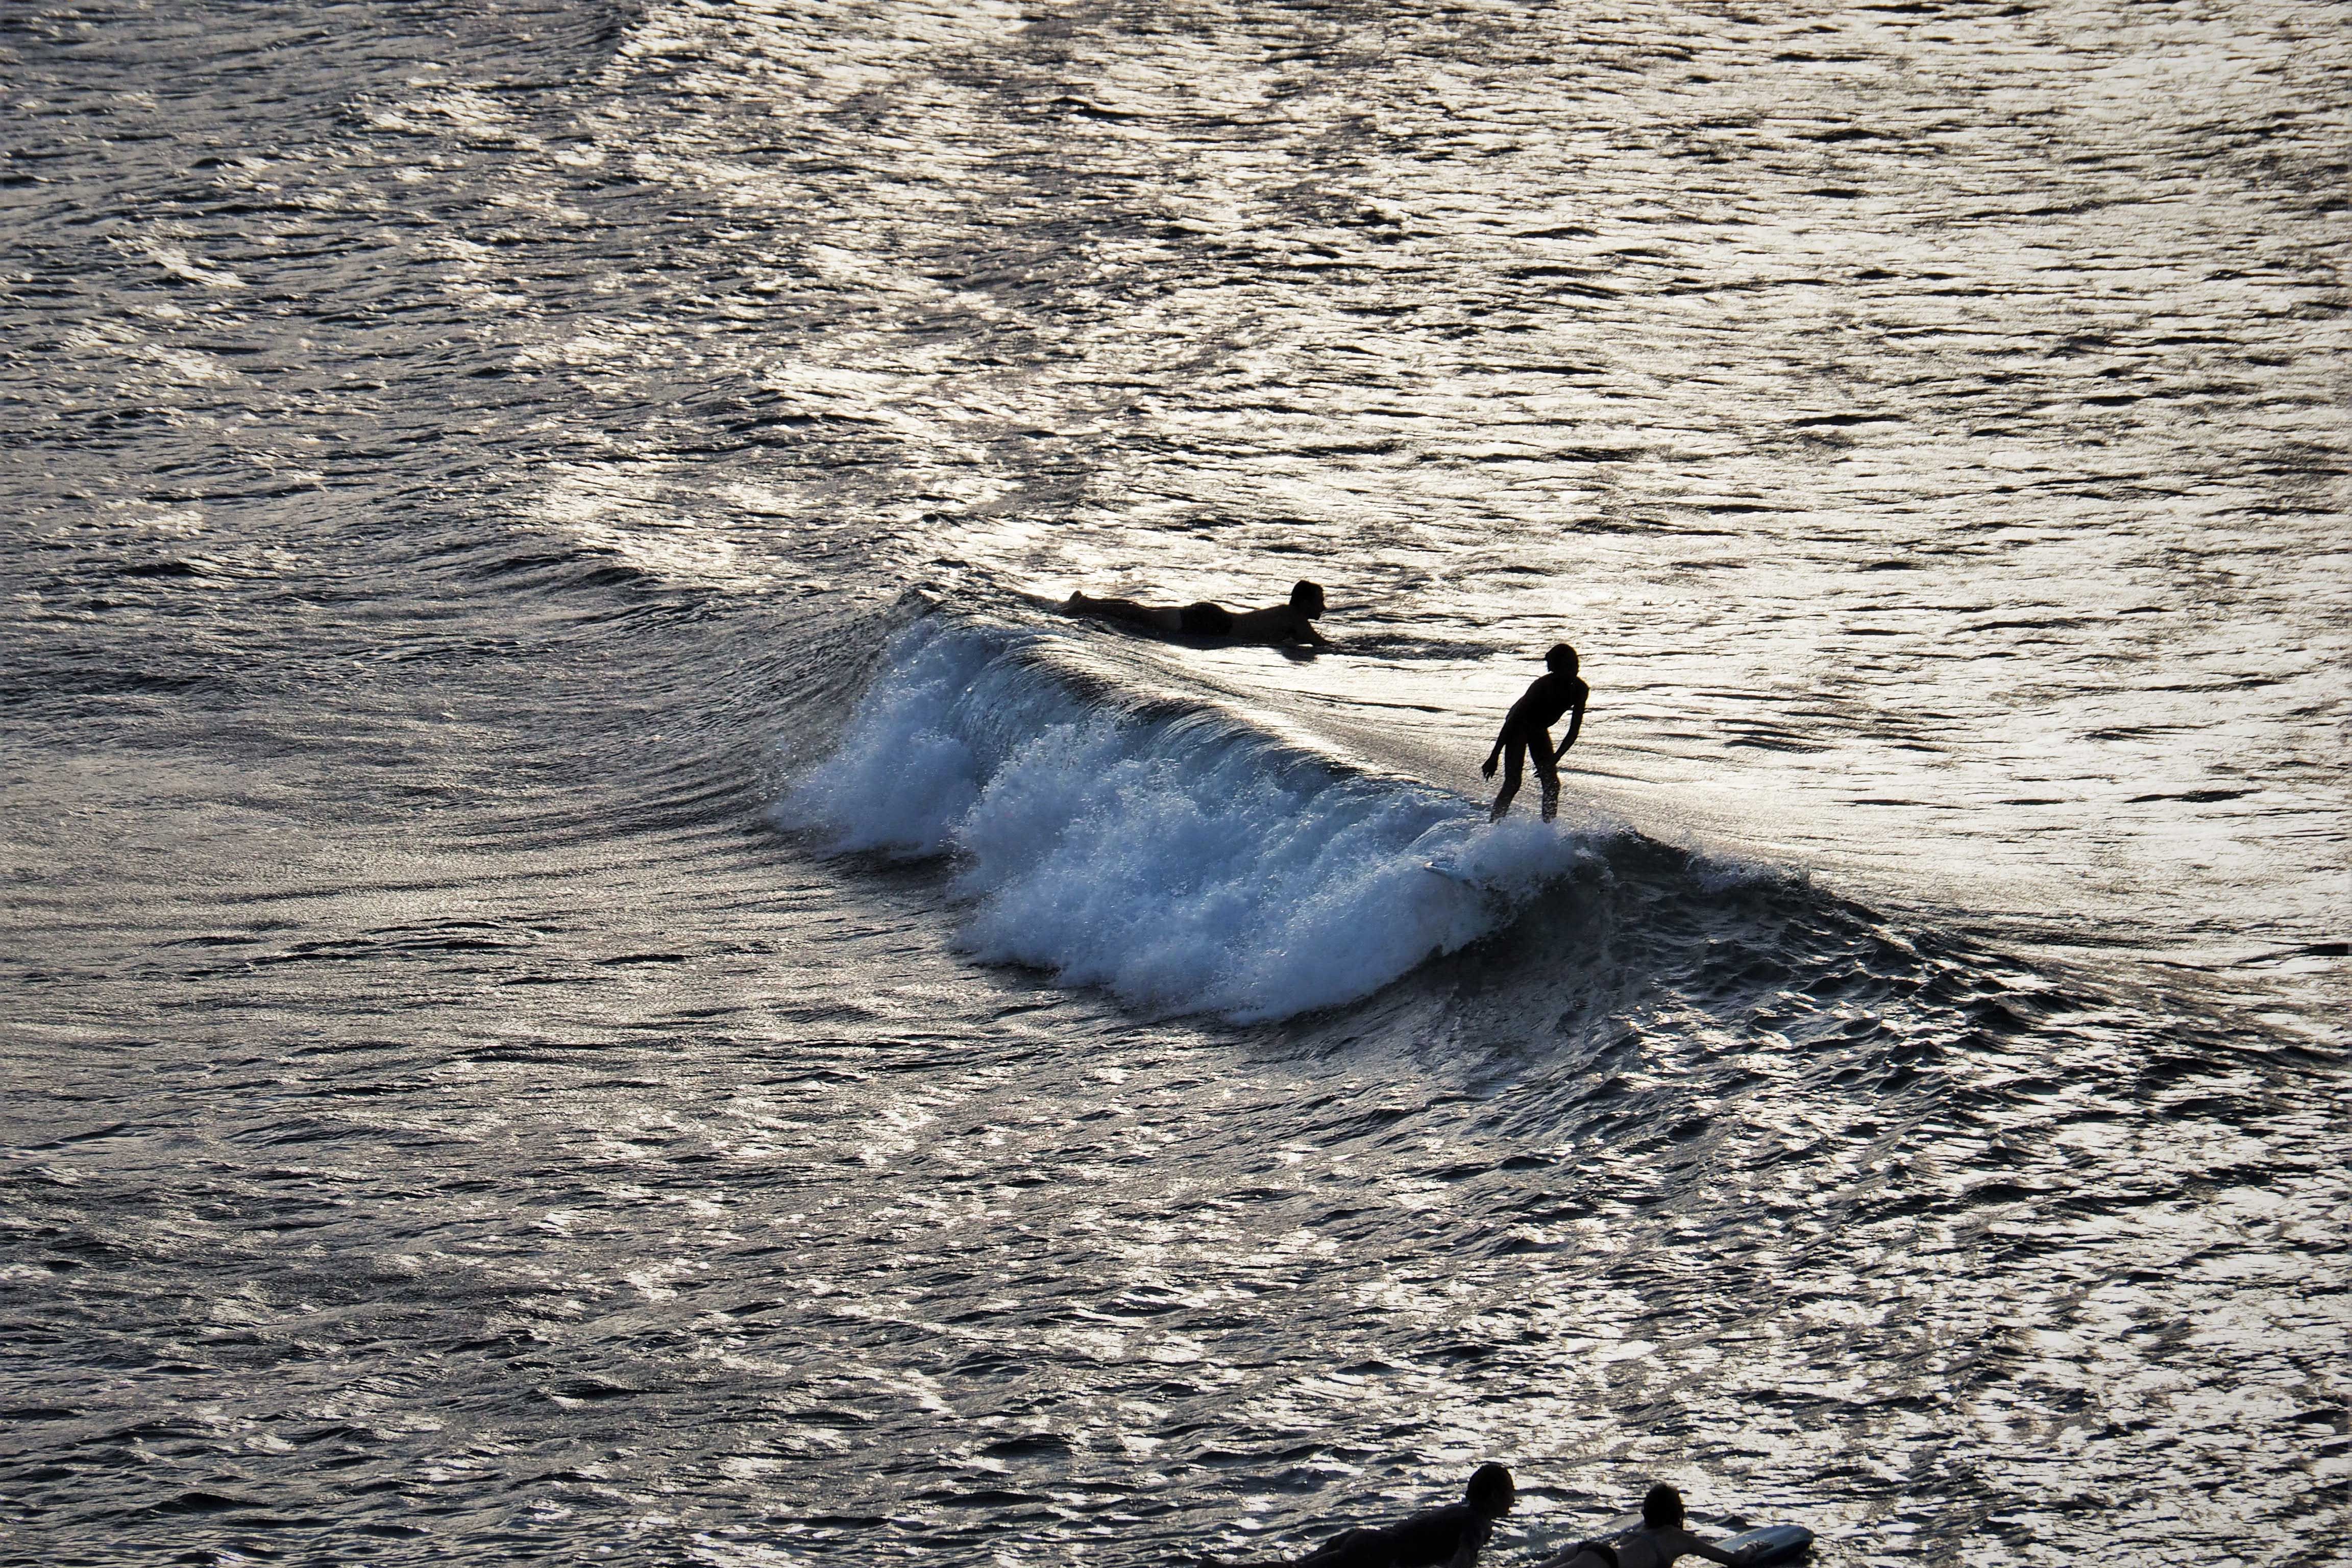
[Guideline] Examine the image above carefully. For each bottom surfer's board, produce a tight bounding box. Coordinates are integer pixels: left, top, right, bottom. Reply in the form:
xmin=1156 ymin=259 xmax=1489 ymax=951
xmin=1590 ymin=1516 xmax=1812 ymax=1566
xmin=1718 ymin=1525 xmax=1813 ymax=1564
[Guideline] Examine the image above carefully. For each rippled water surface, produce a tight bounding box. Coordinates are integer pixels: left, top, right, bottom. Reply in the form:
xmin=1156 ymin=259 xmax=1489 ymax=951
xmin=3 ymin=2 xmax=2345 ymax=1565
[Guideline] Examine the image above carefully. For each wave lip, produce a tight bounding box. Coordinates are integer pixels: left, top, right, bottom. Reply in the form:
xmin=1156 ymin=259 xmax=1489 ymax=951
xmin=779 ymin=618 xmax=1598 ymax=1022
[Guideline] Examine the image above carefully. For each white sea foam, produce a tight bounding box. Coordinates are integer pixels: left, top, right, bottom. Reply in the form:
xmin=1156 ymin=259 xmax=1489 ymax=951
xmin=779 ymin=619 xmax=1600 ymax=1021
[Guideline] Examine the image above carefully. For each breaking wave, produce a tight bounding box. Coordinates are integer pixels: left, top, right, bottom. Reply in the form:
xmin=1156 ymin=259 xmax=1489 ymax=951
xmin=777 ymin=617 xmax=1607 ymax=1021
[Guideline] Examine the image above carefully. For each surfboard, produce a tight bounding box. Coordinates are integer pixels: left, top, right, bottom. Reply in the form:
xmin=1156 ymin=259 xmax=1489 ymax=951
xmin=1588 ymin=1516 xmax=1813 ymax=1565
xmin=1717 ymin=1524 xmax=1814 ymax=1564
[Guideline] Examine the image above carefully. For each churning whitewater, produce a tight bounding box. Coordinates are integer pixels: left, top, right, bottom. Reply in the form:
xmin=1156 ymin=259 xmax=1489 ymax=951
xmin=782 ymin=617 xmax=1602 ymax=1020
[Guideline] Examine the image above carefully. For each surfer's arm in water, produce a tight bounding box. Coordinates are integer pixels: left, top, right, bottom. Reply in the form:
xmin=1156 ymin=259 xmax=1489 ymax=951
xmin=1677 ymin=1533 xmax=1750 ymax=1566
xmin=1227 ymin=602 xmax=1332 ymax=646
xmin=1532 ymin=1543 xmax=1616 ymax=1568
xmin=1445 ymin=1528 xmax=1492 ymax=1568
xmin=1619 ymin=1526 xmax=1756 ymax=1567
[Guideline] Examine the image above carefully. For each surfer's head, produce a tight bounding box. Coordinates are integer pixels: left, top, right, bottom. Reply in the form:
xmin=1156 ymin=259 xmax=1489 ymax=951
xmin=1546 ymin=642 xmax=1579 ymax=676
xmin=1290 ymin=580 xmax=1326 ymax=618
xmin=1641 ymin=1483 xmax=1684 ymax=1530
xmin=1466 ymin=1462 xmax=1515 ymax=1518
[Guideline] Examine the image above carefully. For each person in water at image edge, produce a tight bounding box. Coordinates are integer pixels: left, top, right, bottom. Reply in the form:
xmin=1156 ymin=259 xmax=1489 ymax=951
xmin=1063 ymin=578 xmax=1332 ymax=647
xmin=1208 ymin=1463 xmax=1516 ymax=1568
xmin=1484 ymin=643 xmax=1587 ymax=822
xmin=1536 ymin=1484 xmax=1758 ymax=1568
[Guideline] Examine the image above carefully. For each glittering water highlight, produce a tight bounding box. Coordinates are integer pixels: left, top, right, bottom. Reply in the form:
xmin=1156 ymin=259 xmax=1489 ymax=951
xmin=2 ymin=3 xmax=2345 ymax=1565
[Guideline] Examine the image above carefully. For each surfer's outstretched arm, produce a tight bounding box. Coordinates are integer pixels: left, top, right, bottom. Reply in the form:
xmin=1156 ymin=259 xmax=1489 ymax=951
xmin=1553 ymin=690 xmax=1586 ymax=761
xmin=1483 ymin=692 xmax=1535 ymax=780
xmin=1668 ymin=1528 xmax=1753 ymax=1565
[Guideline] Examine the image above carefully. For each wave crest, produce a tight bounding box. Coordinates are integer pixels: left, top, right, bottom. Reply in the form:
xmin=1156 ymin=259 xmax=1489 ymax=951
xmin=777 ymin=618 xmax=1599 ymax=1021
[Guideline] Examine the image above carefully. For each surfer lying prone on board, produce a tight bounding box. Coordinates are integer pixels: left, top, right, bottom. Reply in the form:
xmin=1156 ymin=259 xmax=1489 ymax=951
xmin=1483 ymin=643 xmax=1587 ymax=823
xmin=1062 ymin=579 xmax=1332 ymax=647
xmin=1204 ymin=1462 xmax=1515 ymax=1568
xmin=1537 ymin=1486 xmax=1760 ymax=1568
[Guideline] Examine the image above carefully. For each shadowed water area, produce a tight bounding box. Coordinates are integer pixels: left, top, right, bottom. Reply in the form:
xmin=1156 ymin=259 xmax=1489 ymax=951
xmin=2 ymin=2 xmax=2345 ymax=1565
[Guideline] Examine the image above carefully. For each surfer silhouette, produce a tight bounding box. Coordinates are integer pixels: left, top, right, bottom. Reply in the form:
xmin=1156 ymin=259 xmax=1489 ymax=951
xmin=1536 ymin=1486 xmax=1758 ymax=1568
xmin=1063 ymin=579 xmax=1331 ymax=647
xmin=1207 ymin=1463 xmax=1515 ymax=1568
xmin=1483 ymin=643 xmax=1587 ymax=822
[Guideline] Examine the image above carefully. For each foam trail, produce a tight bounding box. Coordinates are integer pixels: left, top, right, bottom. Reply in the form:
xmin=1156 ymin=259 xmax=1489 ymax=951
xmin=779 ymin=619 xmax=1601 ymax=1022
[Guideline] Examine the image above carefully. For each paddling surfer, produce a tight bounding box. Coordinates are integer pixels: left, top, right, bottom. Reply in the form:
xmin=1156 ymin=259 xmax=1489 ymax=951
xmin=1483 ymin=643 xmax=1587 ymax=822
xmin=1537 ymin=1486 xmax=1758 ymax=1568
xmin=1207 ymin=1462 xmax=1516 ymax=1568
xmin=1062 ymin=579 xmax=1332 ymax=647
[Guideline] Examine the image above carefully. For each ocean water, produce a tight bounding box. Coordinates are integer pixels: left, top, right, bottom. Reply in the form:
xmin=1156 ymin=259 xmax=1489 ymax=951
xmin=2 ymin=2 xmax=2346 ymax=1565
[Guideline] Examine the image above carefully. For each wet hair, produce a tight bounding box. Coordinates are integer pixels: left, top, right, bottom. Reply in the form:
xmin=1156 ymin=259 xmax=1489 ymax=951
xmin=1546 ymin=643 xmax=1578 ymax=676
xmin=1467 ymin=1462 xmax=1514 ymax=1517
xmin=1290 ymin=579 xmax=1326 ymax=616
xmin=1641 ymin=1483 xmax=1684 ymax=1530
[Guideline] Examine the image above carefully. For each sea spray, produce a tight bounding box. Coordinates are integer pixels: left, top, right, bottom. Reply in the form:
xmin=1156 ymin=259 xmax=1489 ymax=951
xmin=780 ymin=618 xmax=1599 ymax=1021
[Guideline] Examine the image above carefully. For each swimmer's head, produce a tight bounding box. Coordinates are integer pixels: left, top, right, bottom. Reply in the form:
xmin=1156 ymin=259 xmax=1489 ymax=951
xmin=1641 ymin=1483 xmax=1684 ymax=1530
xmin=1546 ymin=642 xmax=1579 ymax=676
xmin=1467 ymin=1462 xmax=1515 ymax=1518
xmin=1291 ymin=580 xmax=1326 ymax=618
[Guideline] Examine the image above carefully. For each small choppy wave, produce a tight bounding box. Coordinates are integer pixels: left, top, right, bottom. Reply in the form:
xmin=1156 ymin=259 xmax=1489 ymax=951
xmin=777 ymin=616 xmax=1604 ymax=1021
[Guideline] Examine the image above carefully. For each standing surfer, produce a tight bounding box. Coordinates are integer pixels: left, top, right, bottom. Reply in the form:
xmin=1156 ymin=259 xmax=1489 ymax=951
xmin=1483 ymin=643 xmax=1587 ymax=822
